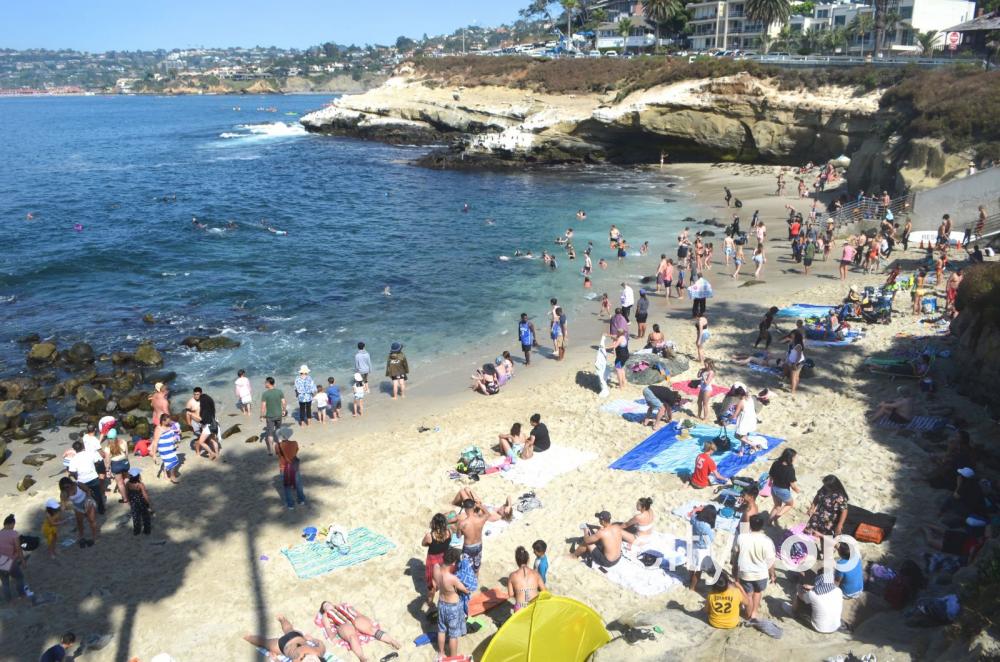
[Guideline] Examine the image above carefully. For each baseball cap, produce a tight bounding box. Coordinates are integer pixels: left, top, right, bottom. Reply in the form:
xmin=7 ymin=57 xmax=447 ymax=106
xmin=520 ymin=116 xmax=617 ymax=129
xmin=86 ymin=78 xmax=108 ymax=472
xmin=45 ymin=498 xmax=60 ymax=509
xmin=957 ymin=467 xmax=975 ymax=478
xmin=595 ymin=510 xmax=612 ymax=522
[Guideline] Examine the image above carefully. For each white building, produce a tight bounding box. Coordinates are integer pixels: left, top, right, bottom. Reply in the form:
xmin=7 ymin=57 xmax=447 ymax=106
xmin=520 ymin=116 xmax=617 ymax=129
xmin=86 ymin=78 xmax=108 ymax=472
xmin=595 ymin=16 xmax=658 ymax=51
xmin=789 ymin=0 xmax=977 ymax=54
xmin=687 ymin=1 xmax=782 ymax=51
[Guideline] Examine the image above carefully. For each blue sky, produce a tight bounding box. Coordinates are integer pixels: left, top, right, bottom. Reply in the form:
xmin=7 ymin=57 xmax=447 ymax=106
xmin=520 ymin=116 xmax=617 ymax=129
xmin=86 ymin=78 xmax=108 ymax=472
xmin=0 ymin=0 xmax=536 ymax=51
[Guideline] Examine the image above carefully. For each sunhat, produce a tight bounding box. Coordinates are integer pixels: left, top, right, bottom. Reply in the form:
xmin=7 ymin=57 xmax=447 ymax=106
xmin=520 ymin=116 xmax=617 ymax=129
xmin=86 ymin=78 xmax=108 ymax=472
xmin=299 ymin=364 xmax=310 ymax=374
xmin=390 ymin=342 xmax=402 ymax=352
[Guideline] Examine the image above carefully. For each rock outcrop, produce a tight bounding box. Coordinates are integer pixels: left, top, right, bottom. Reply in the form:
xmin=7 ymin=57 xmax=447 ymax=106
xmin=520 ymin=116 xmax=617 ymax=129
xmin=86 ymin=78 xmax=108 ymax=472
xmin=180 ymin=336 xmax=241 ymax=352
xmin=301 ymin=70 xmax=881 ymax=172
xmin=134 ymin=342 xmax=163 ymax=368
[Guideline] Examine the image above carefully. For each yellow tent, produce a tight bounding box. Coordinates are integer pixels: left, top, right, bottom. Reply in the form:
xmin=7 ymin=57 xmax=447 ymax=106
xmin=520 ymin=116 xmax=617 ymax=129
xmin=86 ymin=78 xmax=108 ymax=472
xmin=481 ymin=593 xmax=610 ymax=662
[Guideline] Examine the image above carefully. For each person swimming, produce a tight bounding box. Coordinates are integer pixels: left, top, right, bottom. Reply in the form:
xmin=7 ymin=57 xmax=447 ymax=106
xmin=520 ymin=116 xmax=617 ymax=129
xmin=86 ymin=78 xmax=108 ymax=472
xmin=383 ymin=286 xmax=392 ymax=297
xmin=192 ymin=217 xmax=207 ymax=230
xmin=462 ymin=203 xmax=470 ymax=213
xmin=73 ymin=223 xmax=84 ymax=232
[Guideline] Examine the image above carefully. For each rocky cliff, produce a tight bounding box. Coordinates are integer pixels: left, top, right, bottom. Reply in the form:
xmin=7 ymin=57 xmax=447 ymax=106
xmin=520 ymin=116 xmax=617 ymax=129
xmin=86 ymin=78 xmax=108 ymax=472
xmin=300 ymin=64 xmax=882 ymax=172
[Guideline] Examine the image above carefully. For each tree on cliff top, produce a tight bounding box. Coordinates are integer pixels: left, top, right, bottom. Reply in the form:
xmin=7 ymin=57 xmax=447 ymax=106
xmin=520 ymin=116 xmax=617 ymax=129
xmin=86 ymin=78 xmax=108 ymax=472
xmin=561 ymin=0 xmax=579 ymax=42
xmin=618 ymin=17 xmax=633 ymax=55
xmin=915 ymin=30 xmax=940 ymax=57
xmin=644 ymin=0 xmax=684 ymax=53
xmin=745 ymin=0 xmax=792 ymax=31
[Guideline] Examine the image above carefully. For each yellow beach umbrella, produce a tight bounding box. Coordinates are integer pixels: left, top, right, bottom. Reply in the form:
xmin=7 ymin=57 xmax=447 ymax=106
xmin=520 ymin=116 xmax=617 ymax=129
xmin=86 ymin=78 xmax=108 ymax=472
xmin=481 ymin=593 xmax=610 ymax=662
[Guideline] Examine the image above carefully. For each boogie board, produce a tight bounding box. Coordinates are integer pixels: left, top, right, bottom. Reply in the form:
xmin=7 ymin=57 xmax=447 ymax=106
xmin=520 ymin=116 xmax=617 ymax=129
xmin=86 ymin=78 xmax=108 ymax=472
xmin=468 ymin=587 xmax=509 ymax=616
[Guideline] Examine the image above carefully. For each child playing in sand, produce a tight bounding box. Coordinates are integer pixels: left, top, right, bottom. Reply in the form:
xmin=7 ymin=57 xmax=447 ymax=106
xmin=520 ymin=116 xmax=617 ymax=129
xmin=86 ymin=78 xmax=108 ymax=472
xmin=599 ymin=293 xmax=611 ymax=319
xmin=352 ymin=372 xmax=365 ymax=417
xmin=326 ymin=377 xmax=341 ymax=421
xmin=313 ymin=386 xmax=328 ymax=424
xmin=42 ymin=498 xmax=64 ymax=558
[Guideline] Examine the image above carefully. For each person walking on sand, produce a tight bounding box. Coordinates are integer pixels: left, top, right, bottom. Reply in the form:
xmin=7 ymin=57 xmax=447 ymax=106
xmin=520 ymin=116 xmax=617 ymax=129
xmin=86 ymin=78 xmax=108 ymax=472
xmin=422 ymin=514 xmax=451 ymax=617
xmin=260 ymin=377 xmax=286 ymax=456
xmin=724 ymin=186 xmax=733 ymax=207
xmin=124 ymin=467 xmax=153 ymax=536
xmin=234 ymin=369 xmax=252 ymax=416
xmin=276 ymin=436 xmax=306 ymax=510
xmin=148 ymin=382 xmax=171 ymax=426
xmin=152 ymin=413 xmax=181 ymax=483
xmin=518 ymin=313 xmax=538 ymax=366
xmin=731 ymin=245 xmax=745 ymax=279
xmin=635 ymin=290 xmax=650 ymax=339
xmin=736 ymin=514 xmax=776 ymax=622
xmin=620 ymin=282 xmax=635 ymax=323
xmin=656 ymin=254 xmax=669 ymax=294
xmin=354 ymin=342 xmax=372 ymax=393
xmin=386 ymin=342 xmax=409 ymax=399
xmin=696 ymin=359 xmax=715 ymax=421
xmin=839 ymin=240 xmax=856 ymax=280
xmin=434 ymin=547 xmax=470 ymax=659
xmin=188 ymin=387 xmax=220 ymax=461
xmin=752 ymin=245 xmax=766 ymax=279
xmin=0 ymin=514 xmax=28 ymax=604
xmin=695 ymin=313 xmax=709 ymax=363
xmin=294 ymin=365 xmax=317 ymax=427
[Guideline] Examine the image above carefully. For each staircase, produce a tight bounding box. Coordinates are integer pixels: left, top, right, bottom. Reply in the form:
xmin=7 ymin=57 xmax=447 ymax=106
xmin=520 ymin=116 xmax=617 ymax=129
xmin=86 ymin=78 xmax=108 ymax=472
xmin=829 ymin=193 xmax=915 ymax=236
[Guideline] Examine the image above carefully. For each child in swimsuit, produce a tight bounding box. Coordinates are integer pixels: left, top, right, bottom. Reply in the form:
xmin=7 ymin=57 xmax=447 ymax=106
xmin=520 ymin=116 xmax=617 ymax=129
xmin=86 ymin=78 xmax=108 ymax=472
xmin=42 ymin=499 xmax=63 ymax=558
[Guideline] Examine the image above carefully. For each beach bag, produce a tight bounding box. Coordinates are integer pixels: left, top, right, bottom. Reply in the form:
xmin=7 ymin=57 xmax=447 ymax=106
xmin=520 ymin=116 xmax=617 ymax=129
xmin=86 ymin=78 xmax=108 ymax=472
xmin=460 ymin=446 xmax=483 ymax=466
xmin=855 ymin=523 xmax=885 ymax=544
xmin=0 ymin=554 xmax=12 ymax=572
xmin=19 ymin=535 xmax=40 ymax=552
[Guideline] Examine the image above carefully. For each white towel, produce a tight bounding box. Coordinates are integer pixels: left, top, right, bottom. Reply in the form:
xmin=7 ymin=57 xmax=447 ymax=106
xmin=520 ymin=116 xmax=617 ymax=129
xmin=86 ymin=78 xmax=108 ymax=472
xmin=631 ymin=532 xmax=689 ymax=569
xmin=501 ymin=445 xmax=597 ymax=489
xmin=594 ymin=551 xmax=683 ymax=596
xmin=670 ymin=500 xmax=740 ymax=534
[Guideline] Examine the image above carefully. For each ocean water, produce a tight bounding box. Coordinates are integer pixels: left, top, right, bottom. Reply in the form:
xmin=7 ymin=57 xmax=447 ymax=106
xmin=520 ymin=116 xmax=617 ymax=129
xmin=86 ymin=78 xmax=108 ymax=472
xmin=0 ymin=94 xmax=697 ymax=389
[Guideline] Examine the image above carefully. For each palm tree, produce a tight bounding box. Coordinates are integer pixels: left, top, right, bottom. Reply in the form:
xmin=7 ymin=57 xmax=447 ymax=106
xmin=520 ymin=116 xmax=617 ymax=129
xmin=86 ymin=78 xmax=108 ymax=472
xmin=644 ymin=0 xmax=684 ymax=53
xmin=759 ymin=33 xmax=775 ymax=54
xmin=873 ymin=0 xmax=889 ymax=55
xmin=880 ymin=10 xmax=902 ymax=55
xmin=618 ymin=16 xmax=633 ymax=55
xmin=849 ymin=12 xmax=875 ymax=57
xmin=561 ymin=0 xmax=579 ymax=48
xmin=745 ymin=0 xmax=792 ymax=32
xmin=914 ymin=29 xmax=939 ymax=56
xmin=825 ymin=26 xmax=849 ymax=54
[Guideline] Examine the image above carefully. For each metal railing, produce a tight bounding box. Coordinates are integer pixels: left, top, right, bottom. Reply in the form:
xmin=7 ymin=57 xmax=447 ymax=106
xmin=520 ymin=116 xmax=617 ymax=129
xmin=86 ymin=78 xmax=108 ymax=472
xmin=751 ymin=53 xmax=988 ymax=69
xmin=828 ymin=193 xmax=915 ymax=235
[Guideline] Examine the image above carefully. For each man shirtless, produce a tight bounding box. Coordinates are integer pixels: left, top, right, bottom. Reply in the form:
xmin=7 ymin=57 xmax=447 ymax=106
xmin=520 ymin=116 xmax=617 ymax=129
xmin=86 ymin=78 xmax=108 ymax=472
xmin=457 ymin=497 xmax=503 ymax=579
xmin=243 ymin=614 xmax=326 ymax=662
xmin=185 ymin=387 xmax=220 ymax=461
xmin=434 ymin=547 xmax=470 ymax=659
xmin=148 ymin=383 xmax=171 ymax=425
xmin=571 ymin=511 xmax=635 ymax=568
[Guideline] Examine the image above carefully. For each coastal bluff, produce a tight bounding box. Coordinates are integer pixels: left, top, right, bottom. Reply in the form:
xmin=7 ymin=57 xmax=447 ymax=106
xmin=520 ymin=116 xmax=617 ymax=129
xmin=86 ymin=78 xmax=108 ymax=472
xmin=301 ymin=65 xmax=881 ymax=170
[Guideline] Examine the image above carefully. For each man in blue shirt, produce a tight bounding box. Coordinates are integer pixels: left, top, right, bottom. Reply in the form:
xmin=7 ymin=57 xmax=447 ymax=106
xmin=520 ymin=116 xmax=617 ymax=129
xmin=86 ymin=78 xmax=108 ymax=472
xmin=834 ymin=542 xmax=864 ymax=599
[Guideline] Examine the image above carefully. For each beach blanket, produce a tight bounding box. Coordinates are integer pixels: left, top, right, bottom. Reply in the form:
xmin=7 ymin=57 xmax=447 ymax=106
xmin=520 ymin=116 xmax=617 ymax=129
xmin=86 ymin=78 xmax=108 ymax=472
xmin=281 ymin=527 xmax=394 ymax=579
xmin=875 ymin=415 xmax=948 ymax=432
xmin=631 ymin=532 xmax=689 ymax=568
xmin=257 ymin=648 xmax=342 ymax=662
xmin=600 ymin=397 xmax=688 ymax=423
xmin=749 ymin=363 xmax=782 ymax=376
xmin=468 ymin=587 xmax=509 ymax=616
xmin=610 ymin=422 xmax=784 ymax=480
xmin=804 ymin=326 xmax=863 ymax=343
xmin=591 ymin=550 xmax=683 ymax=596
xmin=776 ymin=303 xmax=832 ymax=319
xmin=669 ymin=499 xmax=741 ymax=534
xmin=501 ymin=445 xmax=597 ymax=488
xmin=672 ymin=381 xmax=729 ymax=399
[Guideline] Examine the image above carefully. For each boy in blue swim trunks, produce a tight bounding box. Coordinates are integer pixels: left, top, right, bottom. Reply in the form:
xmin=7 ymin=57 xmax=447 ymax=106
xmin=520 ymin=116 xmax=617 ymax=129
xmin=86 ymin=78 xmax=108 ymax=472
xmin=325 ymin=377 xmax=341 ymax=421
xmin=434 ymin=547 xmax=469 ymax=659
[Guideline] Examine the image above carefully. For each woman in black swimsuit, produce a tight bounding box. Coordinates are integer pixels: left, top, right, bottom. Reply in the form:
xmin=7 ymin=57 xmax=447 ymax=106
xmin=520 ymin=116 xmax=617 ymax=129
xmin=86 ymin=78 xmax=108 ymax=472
xmin=244 ymin=615 xmax=326 ymax=661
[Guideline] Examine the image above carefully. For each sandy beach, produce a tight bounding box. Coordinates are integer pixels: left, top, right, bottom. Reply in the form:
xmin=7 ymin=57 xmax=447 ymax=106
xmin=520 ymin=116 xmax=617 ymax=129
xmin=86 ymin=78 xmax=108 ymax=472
xmin=2 ymin=161 xmax=993 ymax=662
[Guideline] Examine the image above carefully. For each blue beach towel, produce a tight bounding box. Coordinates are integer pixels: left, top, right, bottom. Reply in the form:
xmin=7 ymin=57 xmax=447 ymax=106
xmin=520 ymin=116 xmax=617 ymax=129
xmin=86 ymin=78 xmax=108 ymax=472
xmin=281 ymin=527 xmax=395 ymax=579
xmin=776 ymin=303 xmax=832 ymax=318
xmin=609 ymin=422 xmax=784 ymax=478
xmin=749 ymin=363 xmax=782 ymax=376
xmin=456 ymin=554 xmax=478 ymax=615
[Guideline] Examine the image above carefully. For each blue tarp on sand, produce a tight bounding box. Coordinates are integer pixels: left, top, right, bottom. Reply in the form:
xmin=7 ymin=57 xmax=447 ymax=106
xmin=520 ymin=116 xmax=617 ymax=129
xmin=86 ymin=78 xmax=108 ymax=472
xmin=776 ymin=303 xmax=833 ymax=318
xmin=609 ymin=422 xmax=785 ymax=478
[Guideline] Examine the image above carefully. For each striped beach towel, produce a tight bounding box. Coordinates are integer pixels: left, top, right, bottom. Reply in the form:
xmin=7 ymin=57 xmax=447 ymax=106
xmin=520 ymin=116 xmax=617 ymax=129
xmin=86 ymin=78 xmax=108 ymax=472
xmin=281 ymin=527 xmax=394 ymax=579
xmin=875 ymin=415 xmax=948 ymax=432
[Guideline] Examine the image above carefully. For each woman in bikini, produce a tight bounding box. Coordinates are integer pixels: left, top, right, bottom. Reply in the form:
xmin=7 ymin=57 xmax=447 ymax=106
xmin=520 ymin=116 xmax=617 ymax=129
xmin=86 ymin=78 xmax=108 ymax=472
xmin=696 ymin=359 xmax=716 ymax=420
xmin=422 ymin=514 xmax=450 ymax=618
xmin=498 ymin=422 xmax=528 ymax=460
xmin=315 ymin=601 xmax=401 ymax=662
xmin=623 ymin=497 xmax=655 ymax=542
xmin=244 ymin=615 xmax=326 ymax=662
xmin=508 ymin=546 xmax=546 ymax=612
xmin=646 ymin=324 xmax=666 ymax=351
xmin=695 ymin=314 xmax=709 ymax=363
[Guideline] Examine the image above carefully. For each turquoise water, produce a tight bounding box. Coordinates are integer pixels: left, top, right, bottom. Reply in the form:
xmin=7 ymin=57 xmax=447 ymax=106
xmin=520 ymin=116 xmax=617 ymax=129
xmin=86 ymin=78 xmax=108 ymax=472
xmin=0 ymin=94 xmax=697 ymax=388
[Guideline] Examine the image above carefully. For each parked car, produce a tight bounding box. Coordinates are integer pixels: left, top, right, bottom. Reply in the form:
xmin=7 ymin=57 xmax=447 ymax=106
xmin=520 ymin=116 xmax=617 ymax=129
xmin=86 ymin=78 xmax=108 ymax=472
xmin=588 ymin=50 xmax=601 ymax=58
xmin=604 ymin=50 xmax=619 ymax=57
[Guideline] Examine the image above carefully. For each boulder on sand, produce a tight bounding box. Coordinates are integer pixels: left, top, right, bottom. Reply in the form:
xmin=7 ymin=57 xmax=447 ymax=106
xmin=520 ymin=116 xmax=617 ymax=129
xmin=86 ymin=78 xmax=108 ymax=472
xmin=222 ymin=424 xmax=240 ymax=439
xmin=22 ymin=453 xmax=56 ymax=468
xmin=75 ymin=385 xmax=107 ymax=414
xmin=0 ymin=400 xmax=25 ymax=430
xmin=17 ymin=475 xmax=35 ymax=491
xmin=134 ymin=342 xmax=163 ymax=367
xmin=27 ymin=342 xmax=58 ymax=366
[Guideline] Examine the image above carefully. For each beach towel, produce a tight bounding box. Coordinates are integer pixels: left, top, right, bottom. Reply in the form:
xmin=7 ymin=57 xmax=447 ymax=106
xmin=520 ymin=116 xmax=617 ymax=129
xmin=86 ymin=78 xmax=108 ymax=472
xmin=609 ymin=423 xmax=784 ymax=480
xmin=591 ymin=550 xmax=683 ymax=596
xmin=257 ymin=648 xmax=342 ymax=662
xmin=456 ymin=554 xmax=478 ymax=615
xmin=669 ymin=499 xmax=741 ymax=534
xmin=281 ymin=527 xmax=394 ymax=579
xmin=749 ymin=363 xmax=782 ymax=376
xmin=467 ymin=587 xmax=509 ymax=616
xmin=501 ymin=445 xmax=597 ymax=488
xmin=672 ymin=381 xmax=729 ymax=399
xmin=776 ymin=303 xmax=832 ymax=319
xmin=875 ymin=415 xmax=948 ymax=432
xmin=631 ymin=532 xmax=689 ymax=568
xmin=600 ymin=397 xmax=688 ymax=423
